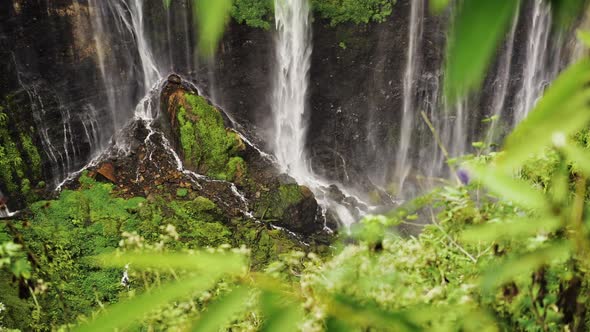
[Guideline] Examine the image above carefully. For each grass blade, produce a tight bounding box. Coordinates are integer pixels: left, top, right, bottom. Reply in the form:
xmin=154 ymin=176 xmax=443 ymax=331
xmin=470 ymin=165 xmax=548 ymax=211
xmin=90 ymin=251 xmax=247 ymax=275
xmin=75 ymin=274 xmax=221 ymax=332
xmin=193 ymin=0 xmax=232 ymax=57
xmin=259 ymin=290 xmax=304 ymax=332
xmin=460 ymin=217 xmax=561 ymax=243
xmin=563 ymin=143 xmax=590 ymax=176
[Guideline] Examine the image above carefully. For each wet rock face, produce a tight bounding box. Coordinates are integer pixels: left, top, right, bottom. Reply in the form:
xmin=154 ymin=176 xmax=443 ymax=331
xmin=0 ymin=0 xmax=120 ymax=191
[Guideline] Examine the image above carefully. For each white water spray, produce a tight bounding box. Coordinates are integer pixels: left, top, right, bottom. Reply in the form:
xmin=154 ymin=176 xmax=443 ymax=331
xmin=272 ymin=0 xmax=373 ymax=228
xmin=272 ymin=0 xmax=312 ymax=179
xmin=395 ymin=0 xmax=425 ymax=191
xmin=514 ymin=0 xmax=552 ymax=123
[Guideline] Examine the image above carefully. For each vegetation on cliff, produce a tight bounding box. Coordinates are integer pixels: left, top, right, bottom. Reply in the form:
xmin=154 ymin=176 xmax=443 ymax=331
xmin=168 ymin=0 xmax=397 ymax=30
xmin=0 ymin=100 xmax=43 ymax=203
xmin=177 ymin=93 xmax=245 ymax=181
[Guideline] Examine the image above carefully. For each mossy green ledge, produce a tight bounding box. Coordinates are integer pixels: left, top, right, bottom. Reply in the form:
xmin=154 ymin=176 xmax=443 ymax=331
xmin=161 ymin=76 xmax=329 ymax=237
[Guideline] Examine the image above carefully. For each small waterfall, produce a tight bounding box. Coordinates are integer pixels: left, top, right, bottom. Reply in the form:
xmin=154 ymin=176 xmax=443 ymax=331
xmin=0 ymin=206 xmax=18 ymax=219
xmin=0 ymin=190 xmax=16 ymax=219
xmin=486 ymin=12 xmax=519 ymax=146
xmin=385 ymin=0 xmax=573 ymax=198
xmin=90 ymin=0 xmax=162 ymax=125
xmin=514 ymin=0 xmax=552 ymax=123
xmin=272 ymin=0 xmax=312 ymax=179
xmin=125 ymin=0 xmax=161 ymax=95
xmin=12 ymin=54 xmax=81 ymax=185
xmin=395 ymin=0 xmax=425 ymax=190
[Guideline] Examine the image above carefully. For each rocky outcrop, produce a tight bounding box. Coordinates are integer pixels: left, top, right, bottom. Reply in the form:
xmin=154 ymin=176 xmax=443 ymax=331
xmin=161 ymin=76 xmax=330 ymax=236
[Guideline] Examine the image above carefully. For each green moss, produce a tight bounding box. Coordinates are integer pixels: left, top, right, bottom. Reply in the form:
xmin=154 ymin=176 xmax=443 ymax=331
xmin=278 ymin=184 xmax=304 ymax=203
xmin=255 ymin=184 xmax=305 ymax=221
xmin=177 ymin=93 xmax=244 ymax=181
xmin=227 ymin=156 xmax=247 ymax=183
xmin=0 ymin=110 xmax=24 ymax=193
xmin=20 ymin=133 xmax=42 ymax=179
xmin=176 ymin=188 xmax=189 ymax=197
xmin=233 ymin=221 xmax=299 ymax=269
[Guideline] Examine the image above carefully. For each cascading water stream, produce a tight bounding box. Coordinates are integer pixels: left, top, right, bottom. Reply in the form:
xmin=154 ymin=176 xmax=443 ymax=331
xmin=486 ymin=12 xmax=519 ymax=146
xmin=272 ymin=0 xmax=312 ymax=179
xmin=388 ymin=0 xmax=568 ymax=199
xmin=395 ymin=0 xmax=425 ymax=191
xmin=514 ymin=0 xmax=552 ymax=123
xmin=272 ymin=0 xmax=372 ymax=228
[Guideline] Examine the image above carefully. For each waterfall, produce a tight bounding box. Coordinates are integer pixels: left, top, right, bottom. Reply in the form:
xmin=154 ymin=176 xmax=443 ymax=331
xmin=395 ymin=0 xmax=425 ymax=191
xmin=90 ymin=0 xmax=162 ymax=125
xmin=272 ymin=0 xmax=312 ymax=179
xmin=387 ymin=0 xmax=570 ymax=198
xmin=486 ymin=12 xmax=519 ymax=146
xmin=272 ymin=0 xmax=369 ymax=228
xmin=514 ymin=0 xmax=552 ymax=123
xmin=125 ymin=0 xmax=161 ymax=95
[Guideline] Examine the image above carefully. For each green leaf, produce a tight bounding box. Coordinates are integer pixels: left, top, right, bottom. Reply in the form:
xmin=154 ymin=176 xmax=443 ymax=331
xmin=481 ymin=241 xmax=572 ymax=293
xmin=444 ymin=0 xmax=519 ymax=101
xmin=259 ymin=291 xmax=304 ymax=332
xmin=470 ymin=165 xmax=548 ymax=211
xmin=327 ymin=295 xmax=421 ymax=332
xmin=430 ymin=0 xmax=450 ymax=13
xmin=90 ymin=251 xmax=247 ymax=275
xmin=563 ymin=142 xmax=590 ymax=176
xmin=11 ymin=258 xmax=31 ymax=279
xmin=74 ymin=274 xmax=222 ymax=332
xmin=193 ymin=0 xmax=233 ymax=57
xmin=577 ymin=30 xmax=590 ymax=49
xmin=472 ymin=141 xmax=485 ymax=149
xmin=190 ymin=286 xmax=251 ymax=332
xmin=500 ymin=59 xmax=590 ymax=169
xmin=460 ymin=217 xmax=561 ymax=243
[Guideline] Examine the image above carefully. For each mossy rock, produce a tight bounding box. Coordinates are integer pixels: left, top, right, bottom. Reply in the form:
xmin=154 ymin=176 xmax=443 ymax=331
xmin=174 ymin=92 xmax=246 ymax=182
xmin=255 ymin=183 xmax=320 ymax=235
xmin=232 ymin=220 xmax=300 ymax=269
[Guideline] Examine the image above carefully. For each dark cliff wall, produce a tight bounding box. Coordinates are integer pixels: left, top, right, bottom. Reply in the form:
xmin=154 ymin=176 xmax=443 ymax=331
xmin=0 ymin=0 xmax=579 ymax=206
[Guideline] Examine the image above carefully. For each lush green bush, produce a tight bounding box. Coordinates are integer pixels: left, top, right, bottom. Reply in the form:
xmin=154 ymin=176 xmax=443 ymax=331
xmin=166 ymin=0 xmax=397 ymax=30
xmin=231 ymin=0 xmax=274 ymax=29
xmin=312 ymin=0 xmax=396 ymax=25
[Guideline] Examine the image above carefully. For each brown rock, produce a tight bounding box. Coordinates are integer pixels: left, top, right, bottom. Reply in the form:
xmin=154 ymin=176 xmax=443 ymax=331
xmin=97 ymin=162 xmax=117 ymax=183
